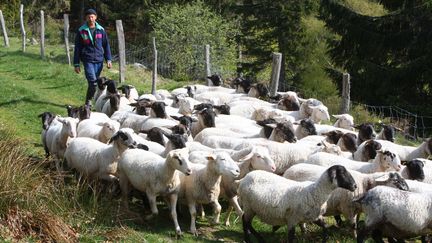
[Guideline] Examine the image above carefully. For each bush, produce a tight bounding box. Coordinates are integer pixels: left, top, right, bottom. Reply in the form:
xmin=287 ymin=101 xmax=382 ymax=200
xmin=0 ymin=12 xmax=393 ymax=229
xmin=149 ymin=1 xmax=238 ymax=81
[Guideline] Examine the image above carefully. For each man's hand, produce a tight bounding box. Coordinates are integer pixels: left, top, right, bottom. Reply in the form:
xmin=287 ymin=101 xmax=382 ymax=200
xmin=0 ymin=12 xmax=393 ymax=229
xmin=74 ymin=66 xmax=81 ymax=74
xmin=107 ymin=61 xmax=112 ymax=69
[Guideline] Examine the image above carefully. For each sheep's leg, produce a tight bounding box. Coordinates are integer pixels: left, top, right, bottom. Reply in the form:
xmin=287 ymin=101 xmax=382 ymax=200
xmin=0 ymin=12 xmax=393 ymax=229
xmin=211 ymin=200 xmax=222 ymax=225
xmin=167 ymin=194 xmax=182 ymax=237
xmin=371 ymin=229 xmax=385 ymax=243
xmin=349 ymin=214 xmax=358 ymax=238
xmin=119 ymin=176 xmax=130 ymax=211
xmin=224 ymin=205 xmax=233 ymax=226
xmin=145 ymin=193 xmax=158 ymax=220
xmin=197 ymin=204 xmax=205 ymax=218
xmin=188 ymin=202 xmax=198 ymax=236
xmin=356 ymin=221 xmax=380 ymax=243
xmin=242 ymin=213 xmax=264 ymax=243
xmin=334 ymin=215 xmax=343 ymax=227
xmin=228 ymin=196 xmax=243 ymax=225
xmin=314 ymin=217 xmax=329 ymax=243
xmin=287 ymin=226 xmax=296 ymax=243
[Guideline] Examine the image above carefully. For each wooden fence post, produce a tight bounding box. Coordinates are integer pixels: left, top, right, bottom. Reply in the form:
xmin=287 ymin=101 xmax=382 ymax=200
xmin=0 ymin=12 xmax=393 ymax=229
xmin=40 ymin=10 xmax=45 ymax=59
xmin=19 ymin=4 xmax=26 ymax=52
xmin=269 ymin=52 xmax=282 ymax=96
xmin=151 ymin=37 xmax=157 ymax=95
xmin=0 ymin=10 xmax=9 ymax=47
xmin=205 ymin=44 xmax=211 ymax=86
xmin=116 ymin=20 xmax=126 ymax=83
xmin=63 ymin=14 xmax=71 ymax=65
xmin=340 ymin=73 xmax=351 ymax=114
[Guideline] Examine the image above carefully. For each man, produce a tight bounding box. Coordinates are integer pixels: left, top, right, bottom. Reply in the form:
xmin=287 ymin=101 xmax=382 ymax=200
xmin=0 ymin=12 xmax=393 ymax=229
xmin=73 ymin=8 xmax=112 ymax=106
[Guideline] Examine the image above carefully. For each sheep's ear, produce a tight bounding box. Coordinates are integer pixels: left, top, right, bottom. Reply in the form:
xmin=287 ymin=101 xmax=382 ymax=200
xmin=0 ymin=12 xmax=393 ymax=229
xmin=171 ymin=115 xmax=180 ymax=121
xmin=129 ymin=103 xmax=138 ymax=107
xmin=37 ymin=113 xmax=43 ymax=117
xmin=374 ymin=173 xmax=390 ymax=182
xmin=206 ymin=154 xmax=217 ymax=161
xmin=293 ymin=121 xmax=300 ymax=125
xmin=265 ymin=123 xmax=277 ymax=129
xmin=137 ymin=144 xmax=149 ymax=151
xmin=57 ymin=117 xmax=66 ymax=124
xmin=239 ymin=151 xmax=255 ymax=162
xmin=321 ymin=140 xmax=330 ymax=148
xmin=332 ymin=114 xmax=342 ymax=119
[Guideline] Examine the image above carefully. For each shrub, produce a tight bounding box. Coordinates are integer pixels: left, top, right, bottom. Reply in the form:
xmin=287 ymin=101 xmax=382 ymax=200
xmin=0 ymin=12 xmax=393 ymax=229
xmin=149 ymin=1 xmax=238 ymax=81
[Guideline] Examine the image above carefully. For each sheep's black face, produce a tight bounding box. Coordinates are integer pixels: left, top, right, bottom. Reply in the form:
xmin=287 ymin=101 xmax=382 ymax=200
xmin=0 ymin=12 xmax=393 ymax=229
xmin=280 ymin=96 xmax=300 ymax=111
xmin=388 ymin=172 xmax=409 ymax=191
xmin=256 ymin=119 xmax=278 ymax=138
xmin=137 ymin=144 xmax=149 ymax=151
xmin=194 ymin=103 xmax=213 ymax=111
xmin=106 ymin=79 xmax=117 ymax=94
xmin=342 ymin=133 xmax=358 ymax=153
xmin=109 ymin=94 xmax=121 ymax=111
xmin=179 ymin=116 xmax=193 ymax=131
xmin=171 ymin=124 xmax=187 ymax=135
xmin=406 ymin=159 xmax=425 ymax=181
xmin=364 ymin=140 xmax=382 ymax=161
xmin=120 ymin=85 xmax=131 ymax=99
xmin=214 ymin=105 xmax=230 ymax=115
xmin=240 ymin=79 xmax=252 ymax=93
xmin=324 ymin=130 xmax=344 ymax=144
xmin=356 ymin=123 xmax=376 ymax=143
xmin=300 ymin=119 xmax=317 ymax=136
xmin=200 ymin=108 xmax=216 ymax=127
xmin=256 ymin=83 xmax=269 ymax=98
xmin=96 ymin=77 xmax=108 ymax=90
xmin=152 ymin=101 xmax=167 ymax=118
xmin=186 ymin=86 xmax=195 ymax=98
xmin=169 ymin=134 xmax=187 ymax=149
xmin=328 ymin=165 xmax=357 ymax=192
xmin=66 ymin=105 xmax=79 ymax=118
xmin=78 ymin=105 xmax=91 ymax=120
xmin=207 ymin=74 xmax=223 ymax=86
xmin=135 ymin=104 xmax=147 ymax=115
xmin=383 ymin=125 xmax=396 ymax=142
xmin=38 ymin=112 xmax=56 ymax=130
xmin=276 ymin=122 xmax=296 ymax=143
xmin=147 ymin=128 xmax=165 ymax=146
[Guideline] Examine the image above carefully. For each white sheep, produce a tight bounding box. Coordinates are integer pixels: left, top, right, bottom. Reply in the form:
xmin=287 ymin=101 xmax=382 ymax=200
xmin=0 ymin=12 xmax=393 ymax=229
xmin=376 ymin=138 xmax=431 ymax=162
xmin=356 ymin=186 xmax=432 ymax=242
xmin=283 ymin=163 xmax=409 ymax=236
xmin=178 ymin=152 xmax=240 ymax=235
xmin=305 ymin=150 xmax=402 ymax=173
xmin=238 ymin=165 xmax=357 ymax=242
xmin=118 ymin=147 xmax=192 ymax=236
xmin=77 ymin=119 xmax=120 ymax=143
xmin=45 ymin=116 xmax=79 ymax=171
xmin=332 ymin=114 xmax=354 ymax=130
xmin=64 ymin=128 xmax=138 ymax=182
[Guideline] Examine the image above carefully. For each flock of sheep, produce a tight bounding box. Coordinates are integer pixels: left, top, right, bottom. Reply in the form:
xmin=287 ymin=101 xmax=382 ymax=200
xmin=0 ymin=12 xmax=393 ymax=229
xmin=38 ymin=75 xmax=432 ymax=242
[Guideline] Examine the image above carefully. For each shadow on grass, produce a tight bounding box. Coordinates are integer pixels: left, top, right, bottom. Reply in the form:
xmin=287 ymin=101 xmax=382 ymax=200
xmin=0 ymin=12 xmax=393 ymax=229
xmin=0 ymin=96 xmax=68 ymax=108
xmin=5 ymin=50 xmax=70 ymax=66
xmin=41 ymin=83 xmax=75 ymax=90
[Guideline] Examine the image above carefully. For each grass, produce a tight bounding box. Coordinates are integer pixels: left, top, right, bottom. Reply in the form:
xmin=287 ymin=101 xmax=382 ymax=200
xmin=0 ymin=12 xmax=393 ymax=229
xmin=0 ymin=38 xmax=423 ymax=242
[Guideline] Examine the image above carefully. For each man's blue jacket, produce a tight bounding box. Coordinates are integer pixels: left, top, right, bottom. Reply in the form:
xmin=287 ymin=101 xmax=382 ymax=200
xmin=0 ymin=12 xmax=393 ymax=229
xmin=73 ymin=22 xmax=112 ymax=67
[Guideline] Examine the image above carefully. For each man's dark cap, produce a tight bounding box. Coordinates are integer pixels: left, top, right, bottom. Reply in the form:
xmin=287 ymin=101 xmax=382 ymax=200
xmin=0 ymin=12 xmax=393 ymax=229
xmin=85 ymin=9 xmax=97 ymax=16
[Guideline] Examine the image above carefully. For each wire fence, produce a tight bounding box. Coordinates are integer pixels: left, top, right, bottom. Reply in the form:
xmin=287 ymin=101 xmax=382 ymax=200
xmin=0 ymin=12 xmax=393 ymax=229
xmin=8 ymin=22 xmax=431 ymax=140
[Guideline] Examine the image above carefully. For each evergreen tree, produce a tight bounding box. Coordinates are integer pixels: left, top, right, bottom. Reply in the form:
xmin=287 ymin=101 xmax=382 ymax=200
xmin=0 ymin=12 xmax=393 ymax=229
xmin=320 ymin=0 xmax=432 ymax=116
xmin=234 ymin=0 xmax=315 ymax=86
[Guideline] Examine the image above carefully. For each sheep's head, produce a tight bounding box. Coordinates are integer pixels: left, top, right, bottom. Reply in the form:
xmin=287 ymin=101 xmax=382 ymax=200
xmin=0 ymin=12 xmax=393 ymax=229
xmin=57 ymin=117 xmax=79 ymax=138
xmin=38 ymin=111 xmax=56 ymax=130
xmin=102 ymin=121 xmax=120 ymax=138
xmin=213 ymin=104 xmax=230 ymax=115
xmin=207 ymin=152 xmax=240 ymax=178
xmin=109 ymin=128 xmax=137 ymax=149
xmin=322 ymin=130 xmax=344 ymax=144
xmin=338 ymin=133 xmax=358 ymax=153
xmin=375 ymin=172 xmax=409 ymax=191
xmin=333 ymin=114 xmax=354 ymax=130
xmin=363 ymin=140 xmax=382 ymax=161
xmin=150 ymin=101 xmax=168 ymax=118
xmin=375 ymin=150 xmax=401 ymax=172
xmin=278 ymin=95 xmax=300 ymax=111
xmin=355 ymin=123 xmax=376 ymax=144
xmin=310 ymin=105 xmax=330 ymax=123
xmin=327 ymin=165 xmax=357 ymax=191
xmin=96 ymin=76 xmax=108 ymax=90
xmin=197 ymin=108 xmax=216 ymax=128
xmin=319 ymin=140 xmax=343 ymax=156
xmin=168 ymin=148 xmax=192 ymax=176
xmin=404 ymin=159 xmax=425 ymax=181
xmin=207 ymin=74 xmax=223 ymax=86
xmin=266 ymin=122 xmax=297 ymax=143
xmin=239 ymin=146 xmax=276 ymax=172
